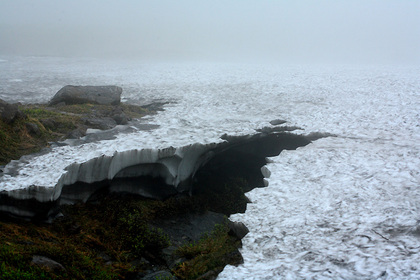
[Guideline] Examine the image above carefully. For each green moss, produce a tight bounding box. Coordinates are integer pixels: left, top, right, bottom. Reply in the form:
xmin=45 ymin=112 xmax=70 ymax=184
xmin=22 ymin=105 xmax=80 ymax=134
xmin=0 ymin=244 xmax=50 ymax=280
xmin=120 ymin=104 xmax=149 ymax=119
xmin=52 ymin=103 xmax=95 ymax=114
xmin=173 ymin=223 xmax=242 ymax=280
xmin=21 ymin=107 xmax=62 ymax=119
xmin=0 ymin=184 xmax=248 ymax=279
xmin=0 ymin=196 xmax=164 ymax=279
xmin=51 ymin=103 xmax=149 ymax=119
xmin=0 ymin=115 xmax=59 ymax=165
xmin=117 ymin=208 xmax=170 ymax=256
xmin=0 ymin=102 xmax=155 ymax=165
xmin=0 ymin=118 xmax=24 ymax=165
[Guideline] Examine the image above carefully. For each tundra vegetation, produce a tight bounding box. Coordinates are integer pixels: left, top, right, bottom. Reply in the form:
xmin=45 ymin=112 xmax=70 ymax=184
xmin=0 ymin=179 xmax=247 ymax=279
xmin=0 ymin=102 xmax=248 ymax=279
xmin=0 ymin=103 xmax=149 ymax=165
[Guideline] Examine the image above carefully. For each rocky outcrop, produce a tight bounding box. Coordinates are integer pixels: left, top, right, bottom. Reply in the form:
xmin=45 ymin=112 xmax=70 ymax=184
xmin=0 ymin=98 xmax=23 ymax=123
xmin=49 ymin=85 xmax=122 ymax=106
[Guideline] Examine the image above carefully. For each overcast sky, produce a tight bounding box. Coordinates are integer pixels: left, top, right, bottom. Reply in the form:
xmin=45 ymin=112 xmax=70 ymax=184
xmin=0 ymin=0 xmax=419 ymax=64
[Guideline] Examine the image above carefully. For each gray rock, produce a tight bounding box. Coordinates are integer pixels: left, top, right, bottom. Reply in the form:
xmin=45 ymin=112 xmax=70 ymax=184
xmin=49 ymin=85 xmax=122 ymax=106
xmin=31 ymin=255 xmax=66 ymax=272
xmin=130 ymin=257 xmax=150 ymax=268
xmin=26 ymin=122 xmax=41 ymax=136
xmin=197 ymin=269 xmax=222 ymax=280
xmin=0 ymin=98 xmax=23 ymax=123
xmin=66 ymin=128 xmax=86 ymax=139
xmin=228 ymin=221 xmax=249 ymax=240
xmin=141 ymin=270 xmax=176 ymax=280
xmin=113 ymin=112 xmax=129 ymax=125
xmin=142 ymin=101 xmax=168 ymax=112
xmin=83 ymin=117 xmax=117 ymax=130
xmin=269 ymin=119 xmax=287 ymax=126
xmin=161 ymin=245 xmax=186 ymax=269
xmin=40 ymin=118 xmax=56 ymax=130
xmin=97 ymin=252 xmax=112 ymax=262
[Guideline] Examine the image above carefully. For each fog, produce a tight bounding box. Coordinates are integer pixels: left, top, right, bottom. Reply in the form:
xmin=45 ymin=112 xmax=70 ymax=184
xmin=1 ymin=0 xmax=419 ymax=64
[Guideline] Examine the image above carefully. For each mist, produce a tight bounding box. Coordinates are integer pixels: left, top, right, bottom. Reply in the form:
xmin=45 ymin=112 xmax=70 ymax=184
xmin=1 ymin=0 xmax=419 ymax=64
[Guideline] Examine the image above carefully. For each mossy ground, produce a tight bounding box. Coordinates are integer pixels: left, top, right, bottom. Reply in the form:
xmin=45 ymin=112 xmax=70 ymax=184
xmin=0 ymin=114 xmax=51 ymax=166
xmin=173 ymin=223 xmax=242 ymax=280
xmin=0 ymin=187 xmax=246 ymax=279
xmin=0 ymin=103 xmax=150 ymax=165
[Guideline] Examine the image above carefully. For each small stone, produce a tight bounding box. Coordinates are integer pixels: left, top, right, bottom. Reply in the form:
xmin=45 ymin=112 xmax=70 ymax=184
xmin=31 ymin=255 xmax=66 ymax=272
xmin=228 ymin=221 xmax=249 ymax=240
xmin=260 ymin=166 xmax=271 ymax=178
xmin=83 ymin=117 xmax=117 ymax=130
xmin=197 ymin=269 xmax=221 ymax=280
xmin=97 ymin=252 xmax=112 ymax=262
xmin=66 ymin=128 xmax=86 ymax=139
xmin=68 ymin=222 xmax=82 ymax=234
xmin=161 ymin=245 xmax=177 ymax=256
xmin=269 ymin=119 xmax=286 ymax=125
xmin=26 ymin=122 xmax=41 ymax=136
xmin=40 ymin=118 xmax=56 ymax=130
xmin=113 ymin=112 xmax=128 ymax=125
xmin=130 ymin=257 xmax=150 ymax=268
xmin=141 ymin=270 xmax=176 ymax=280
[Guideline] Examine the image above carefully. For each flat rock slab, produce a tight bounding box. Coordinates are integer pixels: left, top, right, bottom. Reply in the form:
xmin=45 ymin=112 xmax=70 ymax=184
xmin=49 ymin=85 xmax=122 ymax=106
xmin=31 ymin=255 xmax=66 ymax=272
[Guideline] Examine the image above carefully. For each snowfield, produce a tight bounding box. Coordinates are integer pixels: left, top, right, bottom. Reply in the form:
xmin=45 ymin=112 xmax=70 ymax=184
xmin=219 ymin=138 xmax=420 ymax=279
xmin=1 ymin=57 xmax=419 ymax=279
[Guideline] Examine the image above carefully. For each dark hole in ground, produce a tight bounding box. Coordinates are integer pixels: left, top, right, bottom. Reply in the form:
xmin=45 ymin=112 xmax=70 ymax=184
xmin=0 ymin=132 xmax=313 ymax=221
xmin=58 ymin=132 xmax=312 ymax=213
xmin=192 ymin=133 xmax=311 ymax=194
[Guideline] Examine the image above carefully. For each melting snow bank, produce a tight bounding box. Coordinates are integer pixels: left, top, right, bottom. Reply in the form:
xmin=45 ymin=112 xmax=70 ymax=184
xmin=219 ymin=136 xmax=420 ymax=279
xmin=0 ymin=130 xmax=324 ymax=220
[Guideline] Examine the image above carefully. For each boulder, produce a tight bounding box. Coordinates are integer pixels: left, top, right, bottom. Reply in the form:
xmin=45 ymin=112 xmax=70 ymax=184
xmin=228 ymin=221 xmax=249 ymax=240
xmin=49 ymin=85 xmax=122 ymax=106
xmin=0 ymin=98 xmax=23 ymax=123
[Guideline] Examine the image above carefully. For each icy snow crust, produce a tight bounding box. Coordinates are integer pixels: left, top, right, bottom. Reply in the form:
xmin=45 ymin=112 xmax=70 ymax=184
xmin=1 ymin=57 xmax=420 ymax=278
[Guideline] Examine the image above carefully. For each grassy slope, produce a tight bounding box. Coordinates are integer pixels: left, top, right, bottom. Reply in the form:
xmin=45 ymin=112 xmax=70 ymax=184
xmin=0 ymin=103 xmax=149 ymax=165
xmin=0 ymin=186 xmax=246 ymax=280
